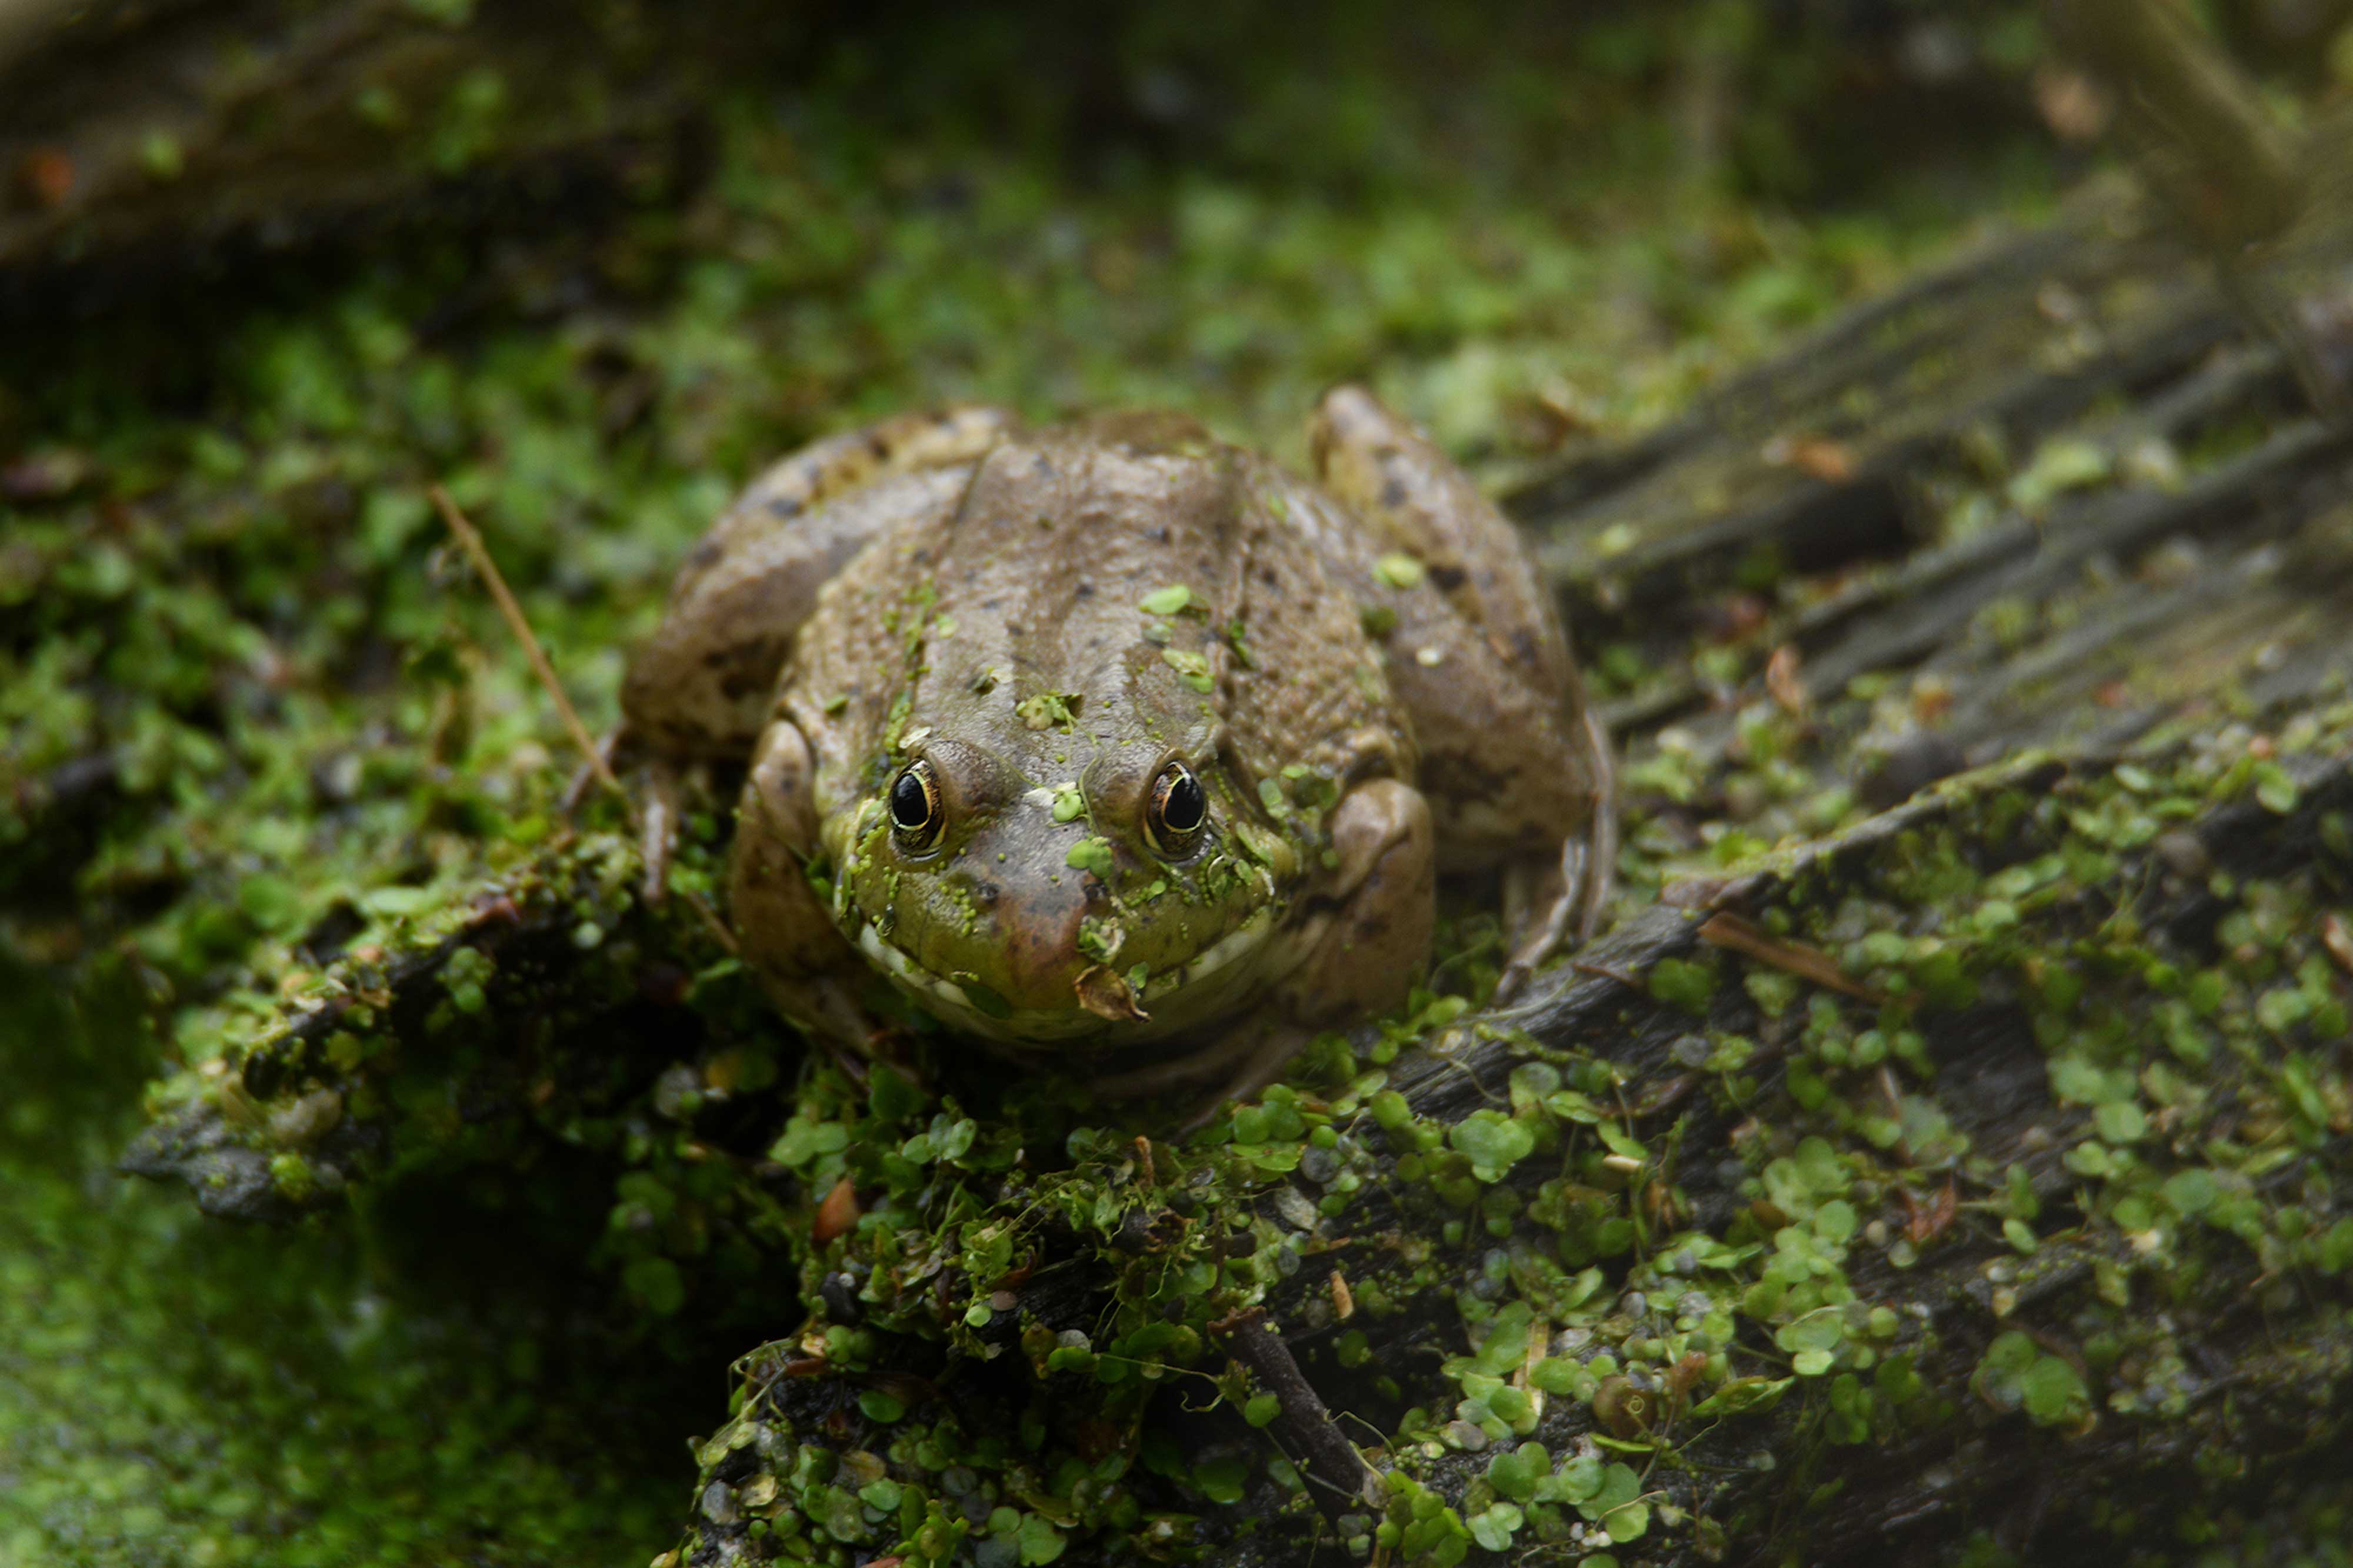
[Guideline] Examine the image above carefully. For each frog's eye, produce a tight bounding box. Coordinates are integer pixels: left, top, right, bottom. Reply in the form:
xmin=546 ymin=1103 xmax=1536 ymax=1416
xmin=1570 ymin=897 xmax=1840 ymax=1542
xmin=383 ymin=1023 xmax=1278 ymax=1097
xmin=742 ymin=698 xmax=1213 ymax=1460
xmin=1145 ymin=762 xmax=1208 ymax=858
xmin=889 ymin=760 xmax=942 ymax=851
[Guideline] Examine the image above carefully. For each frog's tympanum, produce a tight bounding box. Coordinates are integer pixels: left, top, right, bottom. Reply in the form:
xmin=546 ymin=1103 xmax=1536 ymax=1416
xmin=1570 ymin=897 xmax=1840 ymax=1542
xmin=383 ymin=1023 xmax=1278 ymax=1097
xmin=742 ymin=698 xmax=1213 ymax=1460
xmin=618 ymin=389 xmax=1614 ymax=1113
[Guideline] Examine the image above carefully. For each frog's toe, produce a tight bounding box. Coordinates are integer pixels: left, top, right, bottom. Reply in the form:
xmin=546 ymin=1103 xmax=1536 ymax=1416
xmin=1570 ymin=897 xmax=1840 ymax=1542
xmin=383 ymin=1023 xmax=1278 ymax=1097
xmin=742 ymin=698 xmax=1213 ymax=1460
xmin=1495 ymin=816 xmax=1615 ymax=1002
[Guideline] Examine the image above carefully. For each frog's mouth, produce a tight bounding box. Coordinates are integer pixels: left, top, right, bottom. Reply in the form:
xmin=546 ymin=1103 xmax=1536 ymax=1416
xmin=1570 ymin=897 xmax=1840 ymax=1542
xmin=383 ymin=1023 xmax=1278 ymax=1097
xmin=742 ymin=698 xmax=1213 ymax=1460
xmin=848 ymin=908 xmax=1281 ymax=1047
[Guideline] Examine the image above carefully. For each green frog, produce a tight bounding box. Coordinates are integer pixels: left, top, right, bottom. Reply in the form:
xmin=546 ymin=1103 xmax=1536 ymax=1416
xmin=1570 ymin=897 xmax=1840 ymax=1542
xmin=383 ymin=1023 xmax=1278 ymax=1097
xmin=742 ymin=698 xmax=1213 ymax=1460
xmin=616 ymin=388 xmax=1614 ymax=1113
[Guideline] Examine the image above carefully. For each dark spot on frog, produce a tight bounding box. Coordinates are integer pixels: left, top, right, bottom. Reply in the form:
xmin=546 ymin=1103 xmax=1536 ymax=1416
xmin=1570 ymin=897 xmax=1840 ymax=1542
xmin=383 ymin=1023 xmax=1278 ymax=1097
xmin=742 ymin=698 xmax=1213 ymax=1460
xmin=1148 ymin=525 xmax=1170 ymax=544
xmin=762 ymin=494 xmax=802 ymax=519
xmin=1075 ymin=583 xmax=1094 ymax=599
xmin=1429 ymin=563 xmax=1467 ymax=592
xmin=1381 ymin=477 xmax=1406 ymax=508
xmin=687 ymin=539 xmax=724 ymax=570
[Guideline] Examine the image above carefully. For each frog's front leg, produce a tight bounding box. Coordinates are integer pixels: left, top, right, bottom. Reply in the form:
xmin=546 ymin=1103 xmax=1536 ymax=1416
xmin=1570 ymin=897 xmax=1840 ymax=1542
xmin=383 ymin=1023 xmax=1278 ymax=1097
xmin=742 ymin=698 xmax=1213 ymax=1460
xmin=726 ymin=716 xmax=877 ymax=1053
xmin=1095 ymin=780 xmax=1435 ymax=1126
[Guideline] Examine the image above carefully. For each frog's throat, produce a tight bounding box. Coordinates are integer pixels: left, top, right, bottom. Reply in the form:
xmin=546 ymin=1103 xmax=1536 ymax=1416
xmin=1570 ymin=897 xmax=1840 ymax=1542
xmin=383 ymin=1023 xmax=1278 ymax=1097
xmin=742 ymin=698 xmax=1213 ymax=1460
xmin=850 ymin=907 xmax=1279 ymax=1046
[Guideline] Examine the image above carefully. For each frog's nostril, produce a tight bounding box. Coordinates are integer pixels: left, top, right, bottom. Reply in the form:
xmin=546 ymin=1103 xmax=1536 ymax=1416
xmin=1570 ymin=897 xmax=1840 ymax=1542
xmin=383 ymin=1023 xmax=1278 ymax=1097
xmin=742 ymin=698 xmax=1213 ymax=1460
xmin=972 ymin=881 xmax=999 ymax=908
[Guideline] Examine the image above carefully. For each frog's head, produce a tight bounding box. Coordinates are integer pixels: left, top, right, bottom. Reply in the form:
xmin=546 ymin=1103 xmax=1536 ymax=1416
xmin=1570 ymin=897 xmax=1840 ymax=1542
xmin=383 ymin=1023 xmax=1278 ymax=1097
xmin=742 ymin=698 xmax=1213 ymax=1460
xmin=822 ymin=733 xmax=1299 ymax=1049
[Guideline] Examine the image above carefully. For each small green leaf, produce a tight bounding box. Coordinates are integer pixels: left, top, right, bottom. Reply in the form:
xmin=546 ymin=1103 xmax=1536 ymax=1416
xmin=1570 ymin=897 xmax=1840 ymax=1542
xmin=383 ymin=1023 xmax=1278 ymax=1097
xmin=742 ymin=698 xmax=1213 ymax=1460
xmin=2162 ymin=1167 xmax=2218 ymax=1218
xmin=1139 ymin=584 xmax=1195 ymax=615
xmin=1017 ymin=1512 xmax=1067 ymax=1564
xmin=1468 ymin=1502 xmax=1522 ymax=1552
xmin=2019 ymin=1355 xmax=2089 ymax=1427
xmin=1602 ymin=1500 xmax=1650 ymax=1543
xmin=2092 ymin=1101 xmax=2145 ymax=1143
xmin=1687 ymin=1375 xmax=1793 ymax=1419
xmin=1647 ymin=956 xmax=1717 ymax=1012
xmin=1449 ymin=1110 xmax=1536 ymax=1180
xmin=1193 ymin=1455 xmax=1248 ymax=1505
xmin=1162 ymin=648 xmax=1215 ymax=692
xmin=1812 ymin=1199 xmax=1858 ymax=1243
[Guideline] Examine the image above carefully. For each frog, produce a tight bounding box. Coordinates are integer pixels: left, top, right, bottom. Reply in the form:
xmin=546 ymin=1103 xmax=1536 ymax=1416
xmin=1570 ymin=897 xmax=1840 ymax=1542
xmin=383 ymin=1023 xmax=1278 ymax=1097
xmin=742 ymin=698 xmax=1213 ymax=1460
xmin=614 ymin=387 xmax=1615 ymax=1115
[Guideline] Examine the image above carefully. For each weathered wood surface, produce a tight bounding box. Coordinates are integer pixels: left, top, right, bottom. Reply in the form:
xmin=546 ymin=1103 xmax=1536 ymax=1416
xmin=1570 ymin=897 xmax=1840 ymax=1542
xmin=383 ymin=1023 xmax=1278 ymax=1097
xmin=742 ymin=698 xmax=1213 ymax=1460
xmin=0 ymin=0 xmax=788 ymax=306
xmin=663 ymin=160 xmax=2353 ymax=1561
xmin=112 ymin=158 xmax=2353 ymax=1564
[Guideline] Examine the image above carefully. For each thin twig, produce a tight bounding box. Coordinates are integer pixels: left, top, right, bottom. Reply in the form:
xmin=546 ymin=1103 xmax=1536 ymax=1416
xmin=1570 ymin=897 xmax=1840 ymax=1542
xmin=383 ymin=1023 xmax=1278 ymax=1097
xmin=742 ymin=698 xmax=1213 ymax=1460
xmin=429 ymin=484 xmax=738 ymax=956
xmin=430 ymin=485 xmax=623 ymax=801
xmin=1212 ymin=1308 xmax=1382 ymax=1531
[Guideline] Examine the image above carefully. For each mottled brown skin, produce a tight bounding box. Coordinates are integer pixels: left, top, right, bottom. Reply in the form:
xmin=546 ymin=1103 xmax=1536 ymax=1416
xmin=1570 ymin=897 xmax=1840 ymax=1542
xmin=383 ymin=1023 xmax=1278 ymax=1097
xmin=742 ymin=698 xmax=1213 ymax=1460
xmin=618 ymin=389 xmax=1614 ymax=1115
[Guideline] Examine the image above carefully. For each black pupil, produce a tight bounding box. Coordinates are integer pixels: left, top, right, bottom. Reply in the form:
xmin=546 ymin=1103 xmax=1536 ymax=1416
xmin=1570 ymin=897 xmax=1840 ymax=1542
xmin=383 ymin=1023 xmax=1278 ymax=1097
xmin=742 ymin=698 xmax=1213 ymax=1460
xmin=1161 ymin=772 xmax=1205 ymax=832
xmin=891 ymin=769 xmax=932 ymax=831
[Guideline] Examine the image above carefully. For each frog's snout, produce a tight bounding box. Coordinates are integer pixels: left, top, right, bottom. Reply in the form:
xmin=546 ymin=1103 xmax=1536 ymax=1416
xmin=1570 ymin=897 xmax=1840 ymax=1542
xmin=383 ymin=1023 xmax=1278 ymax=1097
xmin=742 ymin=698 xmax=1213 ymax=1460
xmin=966 ymin=873 xmax=1094 ymax=1009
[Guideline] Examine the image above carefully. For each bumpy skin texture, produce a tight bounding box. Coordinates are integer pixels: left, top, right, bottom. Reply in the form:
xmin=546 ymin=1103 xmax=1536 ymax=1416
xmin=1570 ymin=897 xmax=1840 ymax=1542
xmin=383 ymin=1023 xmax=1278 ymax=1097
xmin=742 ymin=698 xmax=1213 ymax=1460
xmin=619 ymin=391 xmax=1612 ymax=1102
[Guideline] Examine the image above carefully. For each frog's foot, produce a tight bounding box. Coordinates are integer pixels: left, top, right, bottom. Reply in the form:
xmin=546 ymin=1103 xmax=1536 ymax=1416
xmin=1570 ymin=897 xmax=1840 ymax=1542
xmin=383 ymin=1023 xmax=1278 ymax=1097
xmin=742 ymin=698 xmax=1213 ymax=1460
xmin=558 ymin=727 xmax=625 ymax=814
xmin=554 ymin=726 xmax=684 ymax=906
xmin=1494 ymin=708 xmax=1618 ymax=1003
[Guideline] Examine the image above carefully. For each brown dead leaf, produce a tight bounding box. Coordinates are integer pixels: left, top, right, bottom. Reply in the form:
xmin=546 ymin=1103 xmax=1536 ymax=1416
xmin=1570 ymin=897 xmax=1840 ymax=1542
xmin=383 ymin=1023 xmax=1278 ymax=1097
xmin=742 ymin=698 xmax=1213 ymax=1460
xmin=814 ymin=1175 xmax=860 ymax=1245
xmin=1762 ymin=433 xmax=1856 ymax=482
xmin=1901 ymin=1179 xmax=1958 ymax=1245
xmin=1789 ymin=438 xmax=1855 ymax=483
xmin=14 ymin=148 xmax=73 ymax=208
xmin=1765 ymin=644 xmax=1808 ymax=716
xmin=1075 ymin=964 xmax=1149 ymax=1022
xmin=2322 ymin=914 xmax=2353 ymax=976
xmin=2035 ymin=66 xmax=2112 ymax=142
xmin=1699 ymin=911 xmax=1885 ymax=1003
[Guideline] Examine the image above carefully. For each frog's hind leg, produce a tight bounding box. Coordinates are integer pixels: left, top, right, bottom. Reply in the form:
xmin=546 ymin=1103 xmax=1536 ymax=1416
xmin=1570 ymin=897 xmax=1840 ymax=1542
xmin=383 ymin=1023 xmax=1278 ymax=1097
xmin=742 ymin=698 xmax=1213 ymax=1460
xmin=1307 ymin=385 xmax=1618 ymax=993
xmin=1308 ymin=385 xmax=1576 ymax=698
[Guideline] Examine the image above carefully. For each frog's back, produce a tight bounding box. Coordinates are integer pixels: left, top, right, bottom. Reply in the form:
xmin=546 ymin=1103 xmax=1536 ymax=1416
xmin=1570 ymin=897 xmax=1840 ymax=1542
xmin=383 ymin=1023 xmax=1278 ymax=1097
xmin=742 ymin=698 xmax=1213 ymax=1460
xmin=894 ymin=414 xmax=1414 ymax=793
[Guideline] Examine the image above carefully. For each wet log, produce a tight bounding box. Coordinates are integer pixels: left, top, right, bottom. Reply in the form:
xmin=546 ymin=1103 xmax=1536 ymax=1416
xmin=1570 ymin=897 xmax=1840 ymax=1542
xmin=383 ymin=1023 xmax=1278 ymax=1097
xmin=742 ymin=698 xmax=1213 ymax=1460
xmin=0 ymin=0 xmax=794 ymax=311
xmin=112 ymin=144 xmax=2353 ymax=1564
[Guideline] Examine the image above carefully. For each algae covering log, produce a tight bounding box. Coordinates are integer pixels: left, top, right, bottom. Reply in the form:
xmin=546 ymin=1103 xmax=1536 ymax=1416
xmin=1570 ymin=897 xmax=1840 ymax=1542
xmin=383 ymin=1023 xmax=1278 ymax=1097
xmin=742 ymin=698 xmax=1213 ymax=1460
xmin=669 ymin=721 xmax=2353 ymax=1568
xmin=0 ymin=0 xmax=795 ymax=301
